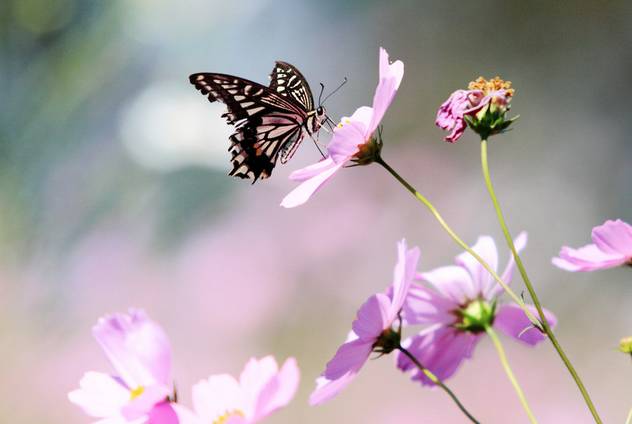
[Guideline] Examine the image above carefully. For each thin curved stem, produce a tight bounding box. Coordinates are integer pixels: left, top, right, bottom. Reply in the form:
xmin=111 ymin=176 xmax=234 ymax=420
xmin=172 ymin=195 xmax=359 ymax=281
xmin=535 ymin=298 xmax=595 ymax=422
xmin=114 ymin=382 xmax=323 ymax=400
xmin=626 ymin=407 xmax=632 ymax=424
xmin=398 ymin=346 xmax=480 ymax=424
xmin=480 ymin=139 xmax=602 ymax=423
xmin=376 ymin=157 xmax=540 ymax=327
xmin=485 ymin=326 xmax=538 ymax=423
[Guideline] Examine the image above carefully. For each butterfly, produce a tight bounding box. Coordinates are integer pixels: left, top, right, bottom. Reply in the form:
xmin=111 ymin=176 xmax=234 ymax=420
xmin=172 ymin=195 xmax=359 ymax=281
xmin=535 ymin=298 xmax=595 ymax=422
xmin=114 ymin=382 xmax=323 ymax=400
xmin=189 ymin=62 xmax=327 ymax=182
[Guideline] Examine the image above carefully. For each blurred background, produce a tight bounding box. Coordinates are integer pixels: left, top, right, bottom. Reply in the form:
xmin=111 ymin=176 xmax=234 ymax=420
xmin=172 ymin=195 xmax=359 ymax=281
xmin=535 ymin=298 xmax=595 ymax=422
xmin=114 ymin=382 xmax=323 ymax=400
xmin=1 ymin=0 xmax=631 ymax=422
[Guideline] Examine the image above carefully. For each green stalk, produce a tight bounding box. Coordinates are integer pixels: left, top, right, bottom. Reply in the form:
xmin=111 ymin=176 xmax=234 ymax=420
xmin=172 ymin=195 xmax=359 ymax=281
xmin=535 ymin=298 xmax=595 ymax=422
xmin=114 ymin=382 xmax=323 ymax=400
xmin=480 ymin=139 xmax=602 ymax=423
xmin=398 ymin=346 xmax=480 ymax=423
xmin=376 ymin=157 xmax=540 ymax=327
xmin=485 ymin=326 xmax=538 ymax=423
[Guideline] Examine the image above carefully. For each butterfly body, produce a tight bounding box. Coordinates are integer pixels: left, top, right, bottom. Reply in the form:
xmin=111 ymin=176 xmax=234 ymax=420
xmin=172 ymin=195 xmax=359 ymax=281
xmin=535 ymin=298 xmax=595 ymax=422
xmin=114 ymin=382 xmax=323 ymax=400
xmin=190 ymin=62 xmax=326 ymax=181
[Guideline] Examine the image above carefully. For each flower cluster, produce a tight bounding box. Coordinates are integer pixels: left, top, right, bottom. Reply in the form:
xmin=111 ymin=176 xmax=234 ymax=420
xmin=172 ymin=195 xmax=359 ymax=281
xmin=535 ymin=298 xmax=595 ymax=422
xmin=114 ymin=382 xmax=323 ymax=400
xmin=69 ymin=310 xmax=298 ymax=424
xmin=68 ymin=46 xmax=630 ymax=424
xmin=436 ymin=76 xmax=516 ymax=142
xmin=310 ymin=236 xmax=555 ymax=404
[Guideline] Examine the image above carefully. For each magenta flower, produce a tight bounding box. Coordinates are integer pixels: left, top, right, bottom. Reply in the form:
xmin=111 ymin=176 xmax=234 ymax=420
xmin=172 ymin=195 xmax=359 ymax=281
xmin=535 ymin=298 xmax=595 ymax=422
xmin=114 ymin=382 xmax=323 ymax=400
xmin=397 ymin=233 xmax=557 ymax=385
xmin=68 ymin=309 xmax=175 ymax=423
xmin=281 ymin=47 xmax=404 ymax=208
xmin=309 ymin=240 xmax=420 ymax=405
xmin=436 ymin=76 xmax=514 ymax=142
xmin=552 ymin=219 xmax=632 ymax=272
xmin=175 ymin=356 xmax=299 ymax=424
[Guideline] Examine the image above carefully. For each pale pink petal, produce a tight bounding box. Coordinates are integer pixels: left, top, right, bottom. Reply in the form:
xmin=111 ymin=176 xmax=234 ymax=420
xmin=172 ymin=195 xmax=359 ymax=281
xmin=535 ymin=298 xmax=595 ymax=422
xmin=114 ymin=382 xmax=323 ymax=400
xmin=455 ymin=236 xmax=498 ymax=297
xmin=310 ymin=339 xmax=372 ymax=405
xmin=552 ymin=244 xmax=627 ymax=271
xmin=309 ymin=372 xmax=357 ymax=406
xmin=418 ymin=265 xmax=475 ymax=304
xmin=68 ymin=372 xmax=129 ymax=418
xmin=121 ymin=385 xmax=170 ymax=420
xmin=323 ymin=339 xmax=373 ymax=380
xmin=93 ymin=309 xmax=172 ymax=389
xmin=327 ymin=106 xmax=373 ymax=163
xmin=280 ymin=159 xmax=344 ymax=208
xmin=192 ymin=374 xmax=244 ymax=422
xmin=591 ymin=219 xmax=632 ymax=256
xmin=367 ymin=48 xmax=404 ymax=134
xmin=252 ymin=358 xmax=300 ymax=421
xmin=397 ymin=326 xmax=480 ymax=385
xmin=488 ymin=232 xmax=528 ymax=299
xmin=388 ymin=239 xmax=420 ymax=320
xmin=288 ymin=158 xmax=339 ymax=182
xmin=351 ymin=293 xmax=392 ymax=339
xmin=494 ymin=304 xmax=557 ymax=346
xmin=239 ymin=356 xmax=279 ymax=412
xmin=94 ymin=418 xmax=144 ymax=424
xmin=171 ymin=404 xmax=203 ymax=424
xmin=403 ymin=283 xmax=458 ymax=326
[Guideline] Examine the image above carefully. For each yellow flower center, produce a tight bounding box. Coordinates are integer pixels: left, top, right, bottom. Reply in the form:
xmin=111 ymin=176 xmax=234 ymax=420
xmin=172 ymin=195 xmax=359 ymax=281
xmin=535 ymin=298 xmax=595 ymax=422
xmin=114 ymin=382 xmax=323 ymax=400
xmin=129 ymin=386 xmax=145 ymax=400
xmin=468 ymin=76 xmax=515 ymax=97
xmin=214 ymin=410 xmax=245 ymax=424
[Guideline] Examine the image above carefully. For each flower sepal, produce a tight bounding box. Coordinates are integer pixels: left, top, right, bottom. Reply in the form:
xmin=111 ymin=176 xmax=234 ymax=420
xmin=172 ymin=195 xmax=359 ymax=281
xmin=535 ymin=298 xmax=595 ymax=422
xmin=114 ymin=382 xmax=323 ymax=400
xmin=352 ymin=130 xmax=384 ymax=166
xmin=372 ymin=327 xmax=401 ymax=355
xmin=464 ymin=109 xmax=518 ymax=141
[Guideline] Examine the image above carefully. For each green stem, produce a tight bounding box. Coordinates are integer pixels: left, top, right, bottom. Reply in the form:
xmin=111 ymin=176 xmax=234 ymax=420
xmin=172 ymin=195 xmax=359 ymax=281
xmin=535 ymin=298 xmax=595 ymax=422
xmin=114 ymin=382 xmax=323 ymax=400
xmin=480 ymin=139 xmax=602 ymax=423
xmin=376 ymin=157 xmax=540 ymax=327
xmin=485 ymin=326 xmax=538 ymax=423
xmin=626 ymin=407 xmax=632 ymax=424
xmin=398 ymin=346 xmax=480 ymax=423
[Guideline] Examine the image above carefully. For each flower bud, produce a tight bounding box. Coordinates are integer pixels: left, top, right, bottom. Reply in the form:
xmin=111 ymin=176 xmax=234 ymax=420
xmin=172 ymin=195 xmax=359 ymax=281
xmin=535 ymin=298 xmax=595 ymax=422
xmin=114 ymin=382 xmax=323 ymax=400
xmin=619 ymin=336 xmax=632 ymax=356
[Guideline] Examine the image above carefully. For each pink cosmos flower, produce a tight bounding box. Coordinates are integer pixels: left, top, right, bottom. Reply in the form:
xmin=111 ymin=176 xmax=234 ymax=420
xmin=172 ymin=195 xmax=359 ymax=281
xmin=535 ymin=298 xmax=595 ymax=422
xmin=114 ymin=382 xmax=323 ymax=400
xmin=552 ymin=219 xmax=632 ymax=272
xmin=175 ymin=356 xmax=299 ymax=424
xmin=281 ymin=47 xmax=404 ymax=208
xmin=68 ymin=309 xmax=176 ymax=423
xmin=309 ymin=239 xmax=420 ymax=405
xmin=436 ymin=76 xmax=514 ymax=142
xmin=397 ymin=233 xmax=557 ymax=385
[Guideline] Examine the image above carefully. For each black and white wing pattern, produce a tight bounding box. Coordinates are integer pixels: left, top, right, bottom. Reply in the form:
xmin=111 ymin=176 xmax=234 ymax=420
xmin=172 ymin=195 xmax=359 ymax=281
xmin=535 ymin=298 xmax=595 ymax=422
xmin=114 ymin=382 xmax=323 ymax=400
xmin=269 ymin=61 xmax=314 ymax=112
xmin=189 ymin=62 xmax=324 ymax=182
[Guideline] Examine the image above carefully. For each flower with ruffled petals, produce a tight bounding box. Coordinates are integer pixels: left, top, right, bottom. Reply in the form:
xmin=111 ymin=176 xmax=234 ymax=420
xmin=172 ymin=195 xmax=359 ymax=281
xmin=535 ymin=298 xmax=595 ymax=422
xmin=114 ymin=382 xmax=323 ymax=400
xmin=281 ymin=47 xmax=404 ymax=208
xmin=397 ymin=233 xmax=557 ymax=385
xmin=552 ymin=219 xmax=632 ymax=272
xmin=437 ymin=76 xmax=515 ymax=142
xmin=69 ymin=309 xmax=176 ymax=423
xmin=309 ymin=240 xmax=420 ymax=405
xmin=176 ymin=356 xmax=299 ymax=423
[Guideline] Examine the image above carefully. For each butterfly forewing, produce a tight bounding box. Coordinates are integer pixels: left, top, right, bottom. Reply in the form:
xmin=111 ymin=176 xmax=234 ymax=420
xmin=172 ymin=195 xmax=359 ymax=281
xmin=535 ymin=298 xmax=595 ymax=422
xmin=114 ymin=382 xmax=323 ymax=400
xmin=189 ymin=63 xmax=322 ymax=182
xmin=269 ymin=61 xmax=314 ymax=111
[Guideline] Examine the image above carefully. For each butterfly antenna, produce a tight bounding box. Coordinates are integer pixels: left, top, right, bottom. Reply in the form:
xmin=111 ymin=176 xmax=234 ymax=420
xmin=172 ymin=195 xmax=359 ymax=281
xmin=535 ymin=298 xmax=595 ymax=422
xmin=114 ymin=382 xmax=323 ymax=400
xmin=321 ymin=77 xmax=348 ymax=105
xmin=318 ymin=82 xmax=325 ymax=107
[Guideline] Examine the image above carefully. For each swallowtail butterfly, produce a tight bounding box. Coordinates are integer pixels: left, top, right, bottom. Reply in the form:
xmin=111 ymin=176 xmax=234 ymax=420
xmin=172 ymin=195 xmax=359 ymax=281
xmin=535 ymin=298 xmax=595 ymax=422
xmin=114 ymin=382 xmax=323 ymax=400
xmin=189 ymin=62 xmax=326 ymax=182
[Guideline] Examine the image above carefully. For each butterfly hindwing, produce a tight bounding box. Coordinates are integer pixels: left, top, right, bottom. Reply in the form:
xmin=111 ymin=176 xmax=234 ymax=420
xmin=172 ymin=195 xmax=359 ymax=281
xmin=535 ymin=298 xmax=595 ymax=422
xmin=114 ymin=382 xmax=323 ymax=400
xmin=189 ymin=64 xmax=322 ymax=182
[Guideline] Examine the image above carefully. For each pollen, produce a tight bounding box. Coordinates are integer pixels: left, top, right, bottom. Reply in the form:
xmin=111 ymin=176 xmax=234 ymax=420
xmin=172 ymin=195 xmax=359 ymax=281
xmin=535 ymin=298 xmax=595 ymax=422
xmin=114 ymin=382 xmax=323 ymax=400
xmin=129 ymin=386 xmax=144 ymax=400
xmin=337 ymin=117 xmax=352 ymax=128
xmin=468 ymin=76 xmax=515 ymax=97
xmin=214 ymin=409 xmax=245 ymax=424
